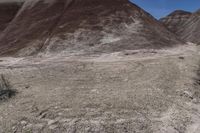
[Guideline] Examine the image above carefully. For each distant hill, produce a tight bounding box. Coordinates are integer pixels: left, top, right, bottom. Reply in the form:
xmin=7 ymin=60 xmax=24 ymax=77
xmin=160 ymin=9 xmax=200 ymax=44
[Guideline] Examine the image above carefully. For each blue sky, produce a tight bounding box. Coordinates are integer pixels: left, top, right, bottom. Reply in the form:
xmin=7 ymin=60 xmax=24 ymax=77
xmin=130 ymin=0 xmax=200 ymax=19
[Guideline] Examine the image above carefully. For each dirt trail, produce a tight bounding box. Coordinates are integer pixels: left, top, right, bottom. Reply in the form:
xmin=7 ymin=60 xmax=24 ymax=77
xmin=0 ymin=44 xmax=199 ymax=132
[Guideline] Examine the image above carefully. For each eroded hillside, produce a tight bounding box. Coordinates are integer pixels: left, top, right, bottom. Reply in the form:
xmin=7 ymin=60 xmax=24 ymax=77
xmin=161 ymin=9 xmax=200 ymax=44
xmin=0 ymin=2 xmax=23 ymax=32
xmin=0 ymin=0 xmax=181 ymax=56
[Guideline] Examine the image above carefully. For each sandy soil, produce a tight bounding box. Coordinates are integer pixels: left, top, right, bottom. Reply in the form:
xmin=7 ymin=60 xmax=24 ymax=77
xmin=0 ymin=43 xmax=200 ymax=133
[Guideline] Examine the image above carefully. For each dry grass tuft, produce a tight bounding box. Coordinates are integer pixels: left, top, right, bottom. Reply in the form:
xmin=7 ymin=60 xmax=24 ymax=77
xmin=0 ymin=75 xmax=16 ymax=102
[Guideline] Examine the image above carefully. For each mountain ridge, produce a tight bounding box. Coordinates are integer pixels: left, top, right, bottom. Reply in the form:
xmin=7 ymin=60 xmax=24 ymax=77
xmin=0 ymin=0 xmax=181 ymax=56
xmin=160 ymin=8 xmax=200 ymax=44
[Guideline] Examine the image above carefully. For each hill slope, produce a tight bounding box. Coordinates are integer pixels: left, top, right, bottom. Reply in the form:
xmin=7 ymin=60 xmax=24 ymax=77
xmin=0 ymin=0 xmax=181 ymax=56
xmin=160 ymin=10 xmax=192 ymax=34
xmin=161 ymin=9 xmax=200 ymax=44
xmin=0 ymin=2 xmax=22 ymax=33
xmin=177 ymin=10 xmax=200 ymax=44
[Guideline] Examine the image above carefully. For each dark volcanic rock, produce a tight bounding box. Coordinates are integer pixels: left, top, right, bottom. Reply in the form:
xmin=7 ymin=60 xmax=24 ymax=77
xmin=0 ymin=0 xmax=181 ymax=56
xmin=161 ymin=9 xmax=200 ymax=44
xmin=0 ymin=2 xmax=22 ymax=32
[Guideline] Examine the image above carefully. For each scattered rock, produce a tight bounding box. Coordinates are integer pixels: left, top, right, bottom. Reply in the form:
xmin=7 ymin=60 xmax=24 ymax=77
xmin=20 ymin=120 xmax=27 ymax=126
xmin=25 ymin=85 xmax=30 ymax=89
xmin=179 ymin=57 xmax=185 ymax=60
xmin=180 ymin=91 xmax=194 ymax=100
xmin=25 ymin=124 xmax=33 ymax=129
xmin=49 ymin=125 xmax=58 ymax=130
xmin=47 ymin=120 xmax=57 ymax=125
xmin=34 ymin=123 xmax=45 ymax=130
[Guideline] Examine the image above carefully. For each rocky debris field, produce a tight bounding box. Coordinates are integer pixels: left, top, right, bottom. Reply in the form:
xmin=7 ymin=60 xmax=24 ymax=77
xmin=0 ymin=44 xmax=200 ymax=132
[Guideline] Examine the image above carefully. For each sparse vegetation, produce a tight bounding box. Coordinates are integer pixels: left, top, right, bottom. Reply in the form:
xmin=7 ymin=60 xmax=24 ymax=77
xmin=0 ymin=75 xmax=16 ymax=102
xmin=193 ymin=64 xmax=200 ymax=100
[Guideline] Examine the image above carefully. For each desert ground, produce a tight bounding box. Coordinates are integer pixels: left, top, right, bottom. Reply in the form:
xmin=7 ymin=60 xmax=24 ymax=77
xmin=0 ymin=43 xmax=200 ymax=133
xmin=0 ymin=0 xmax=200 ymax=132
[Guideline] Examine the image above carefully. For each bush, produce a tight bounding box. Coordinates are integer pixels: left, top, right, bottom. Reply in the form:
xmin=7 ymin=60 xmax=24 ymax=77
xmin=0 ymin=75 xmax=16 ymax=102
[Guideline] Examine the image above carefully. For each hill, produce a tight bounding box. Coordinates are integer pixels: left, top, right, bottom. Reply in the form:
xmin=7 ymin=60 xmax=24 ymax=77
xmin=0 ymin=0 xmax=181 ymax=56
xmin=161 ymin=9 xmax=200 ymax=44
